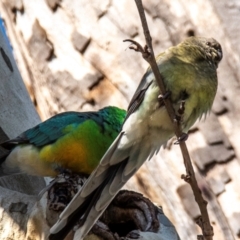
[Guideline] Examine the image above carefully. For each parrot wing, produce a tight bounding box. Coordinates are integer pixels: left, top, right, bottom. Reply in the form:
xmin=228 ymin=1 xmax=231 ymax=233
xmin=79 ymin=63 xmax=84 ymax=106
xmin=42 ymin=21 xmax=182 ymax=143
xmin=49 ymin=75 xmax=156 ymax=240
xmin=125 ymin=71 xmax=153 ymax=119
xmin=1 ymin=111 xmax=101 ymax=149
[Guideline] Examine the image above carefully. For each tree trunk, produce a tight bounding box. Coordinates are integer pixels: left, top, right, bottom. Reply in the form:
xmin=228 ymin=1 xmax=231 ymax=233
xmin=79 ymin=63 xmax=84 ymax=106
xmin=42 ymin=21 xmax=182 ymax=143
xmin=0 ymin=0 xmax=240 ymax=239
xmin=0 ymin=14 xmax=46 ymax=240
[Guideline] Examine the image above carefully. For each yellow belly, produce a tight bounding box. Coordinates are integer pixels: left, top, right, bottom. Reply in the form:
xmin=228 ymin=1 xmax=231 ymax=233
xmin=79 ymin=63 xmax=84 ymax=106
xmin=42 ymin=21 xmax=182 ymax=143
xmin=4 ymin=120 xmax=117 ymax=177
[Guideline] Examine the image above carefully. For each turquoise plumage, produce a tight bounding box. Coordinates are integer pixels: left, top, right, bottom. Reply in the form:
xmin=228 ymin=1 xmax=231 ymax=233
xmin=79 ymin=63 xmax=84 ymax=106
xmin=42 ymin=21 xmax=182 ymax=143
xmin=0 ymin=106 xmax=126 ymax=176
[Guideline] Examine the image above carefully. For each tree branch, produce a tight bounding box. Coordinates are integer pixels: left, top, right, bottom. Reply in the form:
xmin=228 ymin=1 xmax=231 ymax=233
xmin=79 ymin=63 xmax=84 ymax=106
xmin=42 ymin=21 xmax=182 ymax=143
xmin=130 ymin=0 xmax=214 ymax=239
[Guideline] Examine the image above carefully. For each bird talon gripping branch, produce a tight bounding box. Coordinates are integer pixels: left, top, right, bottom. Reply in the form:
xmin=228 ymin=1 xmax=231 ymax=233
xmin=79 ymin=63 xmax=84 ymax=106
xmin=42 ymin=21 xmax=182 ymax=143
xmin=174 ymin=132 xmax=189 ymax=144
xmin=158 ymin=90 xmax=171 ymax=101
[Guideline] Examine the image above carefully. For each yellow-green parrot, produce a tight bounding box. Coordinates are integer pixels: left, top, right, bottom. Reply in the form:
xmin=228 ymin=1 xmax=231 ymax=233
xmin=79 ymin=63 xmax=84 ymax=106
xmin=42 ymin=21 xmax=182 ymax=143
xmin=49 ymin=36 xmax=222 ymax=240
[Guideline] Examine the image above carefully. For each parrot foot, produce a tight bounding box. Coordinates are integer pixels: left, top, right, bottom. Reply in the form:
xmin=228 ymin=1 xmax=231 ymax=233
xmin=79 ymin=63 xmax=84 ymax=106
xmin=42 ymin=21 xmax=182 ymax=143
xmin=123 ymin=39 xmax=151 ymax=59
xmin=158 ymin=90 xmax=171 ymax=100
xmin=174 ymin=132 xmax=188 ymax=144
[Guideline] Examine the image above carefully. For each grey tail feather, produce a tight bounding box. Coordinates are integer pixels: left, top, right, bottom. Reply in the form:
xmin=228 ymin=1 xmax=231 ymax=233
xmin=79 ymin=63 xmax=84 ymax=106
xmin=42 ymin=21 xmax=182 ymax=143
xmin=48 ymin=158 xmax=128 ymax=240
xmin=0 ymin=144 xmax=13 ymax=175
xmin=0 ymin=136 xmax=27 ymax=149
xmin=0 ymin=137 xmax=24 ymax=173
xmin=0 ymin=149 xmax=14 ymax=176
xmin=0 ymin=147 xmax=10 ymax=165
xmin=0 ymin=139 xmax=17 ymax=165
xmin=37 ymin=178 xmax=58 ymax=200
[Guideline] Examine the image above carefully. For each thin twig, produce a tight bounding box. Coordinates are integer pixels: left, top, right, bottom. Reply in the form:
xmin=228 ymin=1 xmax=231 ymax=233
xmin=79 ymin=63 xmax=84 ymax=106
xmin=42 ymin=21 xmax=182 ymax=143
xmin=131 ymin=0 xmax=214 ymax=239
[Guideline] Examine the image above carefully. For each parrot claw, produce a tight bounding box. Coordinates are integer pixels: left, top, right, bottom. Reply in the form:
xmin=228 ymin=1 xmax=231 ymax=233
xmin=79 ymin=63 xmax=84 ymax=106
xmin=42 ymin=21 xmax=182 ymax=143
xmin=158 ymin=90 xmax=171 ymax=100
xmin=174 ymin=132 xmax=188 ymax=144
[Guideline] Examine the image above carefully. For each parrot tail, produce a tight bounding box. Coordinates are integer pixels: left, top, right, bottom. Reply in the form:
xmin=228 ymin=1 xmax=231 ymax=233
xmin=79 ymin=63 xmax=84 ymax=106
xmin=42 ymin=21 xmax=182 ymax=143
xmin=49 ymin=159 xmax=128 ymax=240
xmin=0 ymin=150 xmax=11 ymax=176
xmin=49 ymin=132 xmax=151 ymax=240
xmin=0 ymin=141 xmax=11 ymax=173
xmin=0 ymin=137 xmax=27 ymax=175
xmin=0 ymin=151 xmax=8 ymax=165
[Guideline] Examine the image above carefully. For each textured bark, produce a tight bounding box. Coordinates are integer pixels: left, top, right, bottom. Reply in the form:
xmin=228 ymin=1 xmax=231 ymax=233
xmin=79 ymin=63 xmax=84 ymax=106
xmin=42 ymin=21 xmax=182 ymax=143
xmin=0 ymin=16 xmax=46 ymax=240
xmin=0 ymin=0 xmax=239 ymax=239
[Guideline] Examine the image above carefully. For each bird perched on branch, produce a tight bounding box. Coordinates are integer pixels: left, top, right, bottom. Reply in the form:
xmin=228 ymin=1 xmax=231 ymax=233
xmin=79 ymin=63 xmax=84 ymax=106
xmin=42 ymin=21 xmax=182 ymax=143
xmin=0 ymin=106 xmax=126 ymax=176
xmin=49 ymin=36 xmax=222 ymax=240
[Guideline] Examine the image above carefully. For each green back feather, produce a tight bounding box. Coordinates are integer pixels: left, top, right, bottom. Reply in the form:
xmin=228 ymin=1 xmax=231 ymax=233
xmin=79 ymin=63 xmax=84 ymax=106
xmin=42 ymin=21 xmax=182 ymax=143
xmin=2 ymin=106 xmax=126 ymax=148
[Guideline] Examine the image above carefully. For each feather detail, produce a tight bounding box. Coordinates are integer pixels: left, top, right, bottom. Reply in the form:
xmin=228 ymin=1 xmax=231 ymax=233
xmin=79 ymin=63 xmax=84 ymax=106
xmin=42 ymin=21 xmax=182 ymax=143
xmin=49 ymin=37 xmax=222 ymax=240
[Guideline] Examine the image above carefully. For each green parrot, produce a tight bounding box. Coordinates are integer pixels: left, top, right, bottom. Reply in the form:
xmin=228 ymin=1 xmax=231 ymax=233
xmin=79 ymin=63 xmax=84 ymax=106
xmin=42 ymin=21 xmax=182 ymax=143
xmin=0 ymin=106 xmax=126 ymax=176
xmin=49 ymin=36 xmax=222 ymax=240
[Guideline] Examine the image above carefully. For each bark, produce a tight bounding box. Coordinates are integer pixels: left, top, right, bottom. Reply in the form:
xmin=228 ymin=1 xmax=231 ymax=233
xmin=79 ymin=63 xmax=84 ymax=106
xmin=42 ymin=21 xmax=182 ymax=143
xmin=0 ymin=0 xmax=239 ymax=239
xmin=0 ymin=15 xmax=46 ymax=240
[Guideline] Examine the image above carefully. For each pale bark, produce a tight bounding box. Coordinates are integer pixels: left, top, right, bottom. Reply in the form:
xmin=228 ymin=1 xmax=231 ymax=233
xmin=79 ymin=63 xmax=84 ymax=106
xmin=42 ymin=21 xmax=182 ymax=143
xmin=0 ymin=16 xmax=46 ymax=240
xmin=0 ymin=0 xmax=239 ymax=239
